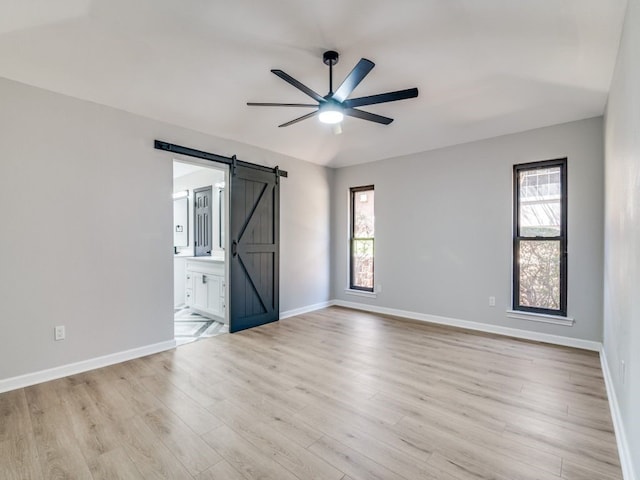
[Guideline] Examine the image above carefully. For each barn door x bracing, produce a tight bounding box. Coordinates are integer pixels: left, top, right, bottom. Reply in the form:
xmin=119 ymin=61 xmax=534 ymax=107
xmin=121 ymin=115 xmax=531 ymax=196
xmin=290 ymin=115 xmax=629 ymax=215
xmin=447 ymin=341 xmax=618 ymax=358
xmin=229 ymin=165 xmax=280 ymax=333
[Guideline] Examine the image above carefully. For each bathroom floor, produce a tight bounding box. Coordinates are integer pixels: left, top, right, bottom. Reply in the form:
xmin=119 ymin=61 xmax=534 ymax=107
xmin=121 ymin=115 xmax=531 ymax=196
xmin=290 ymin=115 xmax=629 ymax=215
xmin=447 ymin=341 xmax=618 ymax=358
xmin=174 ymin=305 xmax=228 ymax=346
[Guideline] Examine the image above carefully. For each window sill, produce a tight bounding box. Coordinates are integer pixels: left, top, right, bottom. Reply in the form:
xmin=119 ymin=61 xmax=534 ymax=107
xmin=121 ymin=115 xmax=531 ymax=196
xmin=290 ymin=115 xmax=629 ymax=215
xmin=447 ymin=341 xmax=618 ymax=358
xmin=344 ymin=289 xmax=377 ymax=299
xmin=506 ymin=310 xmax=574 ymax=326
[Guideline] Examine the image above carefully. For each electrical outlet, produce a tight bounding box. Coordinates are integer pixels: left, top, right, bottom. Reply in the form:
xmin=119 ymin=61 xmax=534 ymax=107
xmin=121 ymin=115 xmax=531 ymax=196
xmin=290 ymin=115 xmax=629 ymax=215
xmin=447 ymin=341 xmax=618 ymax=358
xmin=376 ymin=284 xmax=383 ymax=293
xmin=54 ymin=325 xmax=65 ymax=341
xmin=489 ymin=296 xmax=496 ymax=307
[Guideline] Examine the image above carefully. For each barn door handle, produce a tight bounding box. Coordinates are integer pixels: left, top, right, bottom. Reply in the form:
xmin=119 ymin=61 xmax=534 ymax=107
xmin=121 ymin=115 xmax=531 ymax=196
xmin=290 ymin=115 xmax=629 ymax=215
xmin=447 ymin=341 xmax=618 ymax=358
xmin=232 ymin=240 xmax=238 ymax=257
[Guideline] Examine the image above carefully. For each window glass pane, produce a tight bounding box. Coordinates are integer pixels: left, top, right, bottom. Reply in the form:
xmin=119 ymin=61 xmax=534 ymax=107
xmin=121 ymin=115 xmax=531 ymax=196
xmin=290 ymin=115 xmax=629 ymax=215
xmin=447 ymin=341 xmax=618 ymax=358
xmin=518 ymin=240 xmax=561 ymax=310
xmin=353 ymin=190 xmax=374 ymax=238
xmin=519 ymin=167 xmax=561 ymax=237
xmin=352 ymin=239 xmax=374 ymax=289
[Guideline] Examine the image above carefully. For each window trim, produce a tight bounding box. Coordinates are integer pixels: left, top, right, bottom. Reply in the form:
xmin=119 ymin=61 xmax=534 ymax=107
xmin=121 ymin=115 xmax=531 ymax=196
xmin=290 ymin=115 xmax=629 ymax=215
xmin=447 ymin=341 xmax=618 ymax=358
xmin=349 ymin=185 xmax=375 ymax=292
xmin=513 ymin=158 xmax=567 ymax=316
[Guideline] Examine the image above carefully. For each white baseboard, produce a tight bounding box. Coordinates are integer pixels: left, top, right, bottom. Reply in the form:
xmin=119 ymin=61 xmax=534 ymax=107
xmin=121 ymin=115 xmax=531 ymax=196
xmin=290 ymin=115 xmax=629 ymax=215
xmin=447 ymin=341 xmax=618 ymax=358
xmin=332 ymin=300 xmax=602 ymax=351
xmin=0 ymin=339 xmax=177 ymax=394
xmin=280 ymin=300 xmax=335 ymax=319
xmin=601 ymin=349 xmax=637 ymax=480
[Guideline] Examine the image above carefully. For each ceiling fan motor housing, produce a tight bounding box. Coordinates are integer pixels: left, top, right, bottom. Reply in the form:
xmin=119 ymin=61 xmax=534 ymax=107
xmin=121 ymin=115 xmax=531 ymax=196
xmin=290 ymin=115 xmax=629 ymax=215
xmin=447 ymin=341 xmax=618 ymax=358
xmin=323 ymin=50 xmax=339 ymax=66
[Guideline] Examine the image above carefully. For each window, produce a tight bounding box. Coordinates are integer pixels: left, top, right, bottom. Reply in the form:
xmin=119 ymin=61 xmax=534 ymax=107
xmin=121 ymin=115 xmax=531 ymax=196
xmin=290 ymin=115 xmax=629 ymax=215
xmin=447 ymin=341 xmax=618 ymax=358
xmin=350 ymin=186 xmax=375 ymax=291
xmin=513 ymin=159 xmax=567 ymax=315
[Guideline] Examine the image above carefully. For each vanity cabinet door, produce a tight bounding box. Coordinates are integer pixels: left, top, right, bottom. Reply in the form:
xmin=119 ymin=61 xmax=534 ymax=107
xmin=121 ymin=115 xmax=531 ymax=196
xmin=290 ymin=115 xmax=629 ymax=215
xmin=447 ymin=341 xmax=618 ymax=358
xmin=193 ymin=273 xmax=209 ymax=311
xmin=205 ymin=275 xmax=223 ymax=318
xmin=185 ymin=261 xmax=225 ymax=321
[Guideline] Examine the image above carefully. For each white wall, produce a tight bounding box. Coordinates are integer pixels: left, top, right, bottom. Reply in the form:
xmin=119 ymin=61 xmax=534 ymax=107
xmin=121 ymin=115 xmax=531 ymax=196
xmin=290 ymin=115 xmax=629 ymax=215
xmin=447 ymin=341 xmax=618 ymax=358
xmin=332 ymin=117 xmax=604 ymax=342
xmin=0 ymin=77 xmax=331 ymax=382
xmin=173 ymin=167 xmax=225 ymax=307
xmin=173 ymin=167 xmax=226 ymax=257
xmin=604 ymin=0 xmax=640 ymax=476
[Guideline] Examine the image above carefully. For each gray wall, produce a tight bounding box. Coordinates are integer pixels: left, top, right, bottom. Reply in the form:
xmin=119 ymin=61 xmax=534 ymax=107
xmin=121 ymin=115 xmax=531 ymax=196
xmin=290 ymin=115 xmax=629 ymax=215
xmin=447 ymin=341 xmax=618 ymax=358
xmin=604 ymin=0 xmax=640 ymax=474
xmin=332 ymin=117 xmax=604 ymax=342
xmin=0 ymin=77 xmax=331 ymax=381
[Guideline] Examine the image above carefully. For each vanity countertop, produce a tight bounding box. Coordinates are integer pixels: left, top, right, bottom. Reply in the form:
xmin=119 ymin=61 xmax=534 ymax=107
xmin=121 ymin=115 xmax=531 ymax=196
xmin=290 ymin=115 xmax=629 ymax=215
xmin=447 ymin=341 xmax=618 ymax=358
xmin=175 ymin=255 xmax=225 ymax=263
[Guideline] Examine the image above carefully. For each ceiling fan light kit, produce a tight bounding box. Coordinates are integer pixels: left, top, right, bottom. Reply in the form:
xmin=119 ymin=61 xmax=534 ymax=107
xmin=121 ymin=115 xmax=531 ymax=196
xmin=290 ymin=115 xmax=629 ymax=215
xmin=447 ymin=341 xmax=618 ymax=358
xmin=318 ymin=103 xmax=344 ymax=124
xmin=247 ymin=50 xmax=418 ymax=128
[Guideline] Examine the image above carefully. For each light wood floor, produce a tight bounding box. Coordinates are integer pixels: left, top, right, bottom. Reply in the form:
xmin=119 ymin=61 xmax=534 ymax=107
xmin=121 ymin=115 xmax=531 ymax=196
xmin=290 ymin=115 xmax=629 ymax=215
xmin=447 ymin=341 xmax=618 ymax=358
xmin=0 ymin=307 xmax=622 ymax=479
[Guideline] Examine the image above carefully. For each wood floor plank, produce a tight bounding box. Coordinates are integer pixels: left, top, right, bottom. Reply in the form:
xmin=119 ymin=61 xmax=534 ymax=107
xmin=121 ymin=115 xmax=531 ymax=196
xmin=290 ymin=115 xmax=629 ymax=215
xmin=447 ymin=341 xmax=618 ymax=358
xmin=218 ymin=399 xmax=343 ymax=480
xmin=376 ymin=392 xmax=563 ymax=475
xmin=114 ymin=414 xmax=193 ymax=479
xmin=299 ymin=407 xmax=456 ymax=480
xmin=294 ymin=402 xmax=439 ymax=463
xmin=400 ymin=415 xmax=562 ymax=480
xmin=208 ymin=379 xmax=299 ymax=420
xmin=142 ymin=406 xmax=222 ymax=475
xmin=308 ymin=435 xmax=406 ymax=480
xmin=502 ymin=421 xmax=622 ymax=478
xmin=202 ymin=425 xmax=301 ymax=480
xmin=0 ymin=306 xmax=623 ymax=480
xmin=80 ymin=369 xmax=138 ymax=423
xmin=194 ymin=459 xmax=246 ymax=480
xmin=264 ymin=414 xmax=324 ymax=449
xmin=0 ymin=390 xmax=43 ymax=480
xmin=0 ymin=438 xmax=43 ymax=480
xmin=140 ymin=374 xmax=225 ymax=436
xmin=208 ymin=388 xmax=324 ymax=449
xmin=59 ymin=383 xmax=121 ymax=461
xmin=107 ymin=365 xmax=166 ymax=416
xmin=87 ymin=447 xmax=145 ymax=480
xmin=25 ymin=383 xmax=94 ymax=480
xmin=561 ymin=459 xmax=623 ymax=480
xmin=291 ymin=382 xmax=405 ymax=426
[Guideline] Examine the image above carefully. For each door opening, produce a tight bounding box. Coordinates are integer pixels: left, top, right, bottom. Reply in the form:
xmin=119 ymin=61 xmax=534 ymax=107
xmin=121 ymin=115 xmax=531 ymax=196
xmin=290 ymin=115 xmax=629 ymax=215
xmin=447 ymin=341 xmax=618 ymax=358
xmin=173 ymin=160 xmax=229 ymax=346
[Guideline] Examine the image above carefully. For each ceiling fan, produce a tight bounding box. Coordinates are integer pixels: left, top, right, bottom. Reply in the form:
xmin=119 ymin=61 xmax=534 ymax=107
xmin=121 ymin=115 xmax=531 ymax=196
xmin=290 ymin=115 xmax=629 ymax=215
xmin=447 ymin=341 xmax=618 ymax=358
xmin=247 ymin=50 xmax=419 ymax=127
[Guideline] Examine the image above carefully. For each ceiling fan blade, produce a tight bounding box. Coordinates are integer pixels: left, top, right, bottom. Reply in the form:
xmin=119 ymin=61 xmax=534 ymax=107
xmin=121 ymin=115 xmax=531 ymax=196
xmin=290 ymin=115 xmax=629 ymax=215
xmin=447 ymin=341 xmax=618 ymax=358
xmin=271 ymin=70 xmax=326 ymax=104
xmin=278 ymin=110 xmax=319 ymax=128
xmin=332 ymin=58 xmax=375 ymax=103
xmin=247 ymin=102 xmax=317 ymax=107
xmin=344 ymin=108 xmax=393 ymax=125
xmin=343 ymin=87 xmax=419 ymax=108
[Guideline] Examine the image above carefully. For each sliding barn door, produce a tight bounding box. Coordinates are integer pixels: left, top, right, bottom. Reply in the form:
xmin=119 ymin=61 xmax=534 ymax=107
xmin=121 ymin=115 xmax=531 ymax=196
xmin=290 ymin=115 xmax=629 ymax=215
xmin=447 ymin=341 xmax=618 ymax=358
xmin=229 ymin=165 xmax=280 ymax=332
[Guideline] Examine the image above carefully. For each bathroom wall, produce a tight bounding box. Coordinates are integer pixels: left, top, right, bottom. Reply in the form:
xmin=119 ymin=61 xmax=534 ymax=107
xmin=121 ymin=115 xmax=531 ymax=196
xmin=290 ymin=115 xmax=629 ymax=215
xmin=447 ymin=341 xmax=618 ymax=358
xmin=173 ymin=166 xmax=226 ymax=257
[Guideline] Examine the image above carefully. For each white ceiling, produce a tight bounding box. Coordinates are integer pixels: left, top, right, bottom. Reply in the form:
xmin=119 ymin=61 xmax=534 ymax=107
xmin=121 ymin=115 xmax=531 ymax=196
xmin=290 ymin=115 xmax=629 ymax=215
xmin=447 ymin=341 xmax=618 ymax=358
xmin=173 ymin=161 xmax=204 ymax=180
xmin=0 ymin=0 xmax=628 ymax=167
